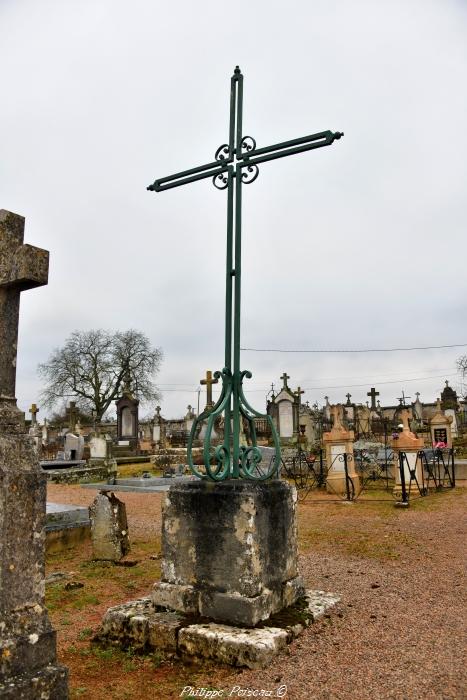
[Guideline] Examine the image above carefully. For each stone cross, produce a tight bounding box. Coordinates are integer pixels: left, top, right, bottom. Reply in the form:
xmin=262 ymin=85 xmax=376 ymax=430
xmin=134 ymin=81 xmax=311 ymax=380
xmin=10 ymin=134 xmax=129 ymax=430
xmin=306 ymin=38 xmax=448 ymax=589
xmin=345 ymin=393 xmax=352 ymax=405
xmin=68 ymin=400 xmax=78 ymax=432
xmin=200 ymin=370 xmax=219 ymax=407
xmin=0 ymin=210 xmax=49 ymax=403
xmin=330 ymin=404 xmax=343 ymax=430
xmin=367 ymin=387 xmax=379 ymax=410
xmin=399 ymin=408 xmax=411 ymax=432
xmin=30 ymin=402 xmax=39 ymax=425
xmin=155 ymin=405 xmax=161 ymax=419
xmin=435 ymin=398 xmax=442 ymax=413
xmin=0 ymin=211 xmax=68 ymax=695
xmin=280 ymin=372 xmax=290 ymax=389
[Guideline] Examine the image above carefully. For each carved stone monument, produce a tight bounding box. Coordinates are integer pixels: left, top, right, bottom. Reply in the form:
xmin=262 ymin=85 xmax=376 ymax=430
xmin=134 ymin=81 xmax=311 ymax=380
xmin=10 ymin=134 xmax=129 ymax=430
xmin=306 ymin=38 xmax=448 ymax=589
xmin=0 ymin=210 xmax=68 ymax=698
xmin=391 ymin=408 xmax=424 ymax=497
xmin=116 ymin=373 xmax=139 ymax=450
xmin=324 ymin=404 xmax=359 ymax=496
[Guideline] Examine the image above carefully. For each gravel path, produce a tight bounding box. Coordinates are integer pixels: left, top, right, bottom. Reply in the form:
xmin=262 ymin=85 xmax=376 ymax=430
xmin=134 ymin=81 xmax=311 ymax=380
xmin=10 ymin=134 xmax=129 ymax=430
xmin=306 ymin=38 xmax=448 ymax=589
xmin=47 ymin=484 xmax=466 ymax=700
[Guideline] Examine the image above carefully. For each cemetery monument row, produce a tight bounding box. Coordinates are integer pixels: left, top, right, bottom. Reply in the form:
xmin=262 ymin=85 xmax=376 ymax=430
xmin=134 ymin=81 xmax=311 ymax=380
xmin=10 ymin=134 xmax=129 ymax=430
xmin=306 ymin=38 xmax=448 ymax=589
xmin=146 ymin=68 xmax=343 ymax=626
xmin=0 ymin=210 xmax=68 ymax=698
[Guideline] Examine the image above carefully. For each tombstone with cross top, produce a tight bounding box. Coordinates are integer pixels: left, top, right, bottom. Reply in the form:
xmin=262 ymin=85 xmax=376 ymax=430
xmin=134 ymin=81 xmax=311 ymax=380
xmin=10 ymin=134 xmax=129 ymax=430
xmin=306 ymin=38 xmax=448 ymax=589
xmin=0 ymin=210 xmax=68 ymax=697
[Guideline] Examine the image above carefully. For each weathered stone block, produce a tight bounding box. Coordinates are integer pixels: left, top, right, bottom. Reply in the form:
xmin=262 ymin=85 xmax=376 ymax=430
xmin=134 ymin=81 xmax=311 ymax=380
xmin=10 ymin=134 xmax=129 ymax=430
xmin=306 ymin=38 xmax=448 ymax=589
xmin=89 ymin=491 xmax=129 ymax=561
xmin=178 ymin=624 xmax=288 ymax=669
xmin=153 ymin=582 xmax=199 ymax=614
xmin=152 ymin=479 xmax=301 ymax=626
xmin=148 ymin=612 xmax=183 ymax=651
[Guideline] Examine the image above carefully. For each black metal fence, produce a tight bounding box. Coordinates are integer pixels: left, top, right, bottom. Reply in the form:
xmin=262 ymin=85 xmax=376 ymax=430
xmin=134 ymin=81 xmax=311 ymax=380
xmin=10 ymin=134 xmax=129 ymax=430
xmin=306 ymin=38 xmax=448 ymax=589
xmin=281 ymin=447 xmax=456 ymax=505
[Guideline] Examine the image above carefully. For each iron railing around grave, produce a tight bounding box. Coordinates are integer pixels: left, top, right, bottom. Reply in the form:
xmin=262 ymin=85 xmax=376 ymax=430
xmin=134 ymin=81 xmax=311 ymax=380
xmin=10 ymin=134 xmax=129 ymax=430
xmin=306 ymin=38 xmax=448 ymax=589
xmin=281 ymin=446 xmax=456 ymax=505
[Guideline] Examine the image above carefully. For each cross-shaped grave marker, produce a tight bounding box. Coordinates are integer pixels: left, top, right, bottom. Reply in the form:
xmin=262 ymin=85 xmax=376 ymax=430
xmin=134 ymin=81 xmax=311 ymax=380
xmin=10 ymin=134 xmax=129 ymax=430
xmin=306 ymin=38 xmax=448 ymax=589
xmin=30 ymin=403 xmax=39 ymax=425
xmin=0 ymin=210 xmax=67 ymax=695
xmin=0 ymin=211 xmax=49 ymax=405
xmin=148 ymin=67 xmax=343 ymax=480
xmin=367 ymin=387 xmax=380 ymax=410
xmin=280 ymin=372 xmax=291 ymax=390
xmin=200 ymin=370 xmax=219 ymax=409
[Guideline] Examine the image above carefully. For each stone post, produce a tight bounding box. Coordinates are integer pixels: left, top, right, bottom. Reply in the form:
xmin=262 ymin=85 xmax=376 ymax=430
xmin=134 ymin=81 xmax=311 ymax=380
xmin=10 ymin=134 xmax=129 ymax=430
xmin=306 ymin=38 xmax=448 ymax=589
xmin=324 ymin=404 xmax=360 ymax=497
xmin=0 ymin=210 xmax=68 ymax=698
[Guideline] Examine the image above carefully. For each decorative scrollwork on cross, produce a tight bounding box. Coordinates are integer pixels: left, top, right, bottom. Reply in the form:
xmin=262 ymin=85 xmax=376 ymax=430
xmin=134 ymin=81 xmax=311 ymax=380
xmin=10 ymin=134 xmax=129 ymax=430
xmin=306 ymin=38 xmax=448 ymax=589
xmin=241 ymin=136 xmax=256 ymax=154
xmin=213 ymin=171 xmax=229 ymax=190
xmin=215 ymin=144 xmax=230 ymax=162
xmin=186 ymin=367 xmax=280 ymax=481
xmin=241 ymin=164 xmax=259 ymax=185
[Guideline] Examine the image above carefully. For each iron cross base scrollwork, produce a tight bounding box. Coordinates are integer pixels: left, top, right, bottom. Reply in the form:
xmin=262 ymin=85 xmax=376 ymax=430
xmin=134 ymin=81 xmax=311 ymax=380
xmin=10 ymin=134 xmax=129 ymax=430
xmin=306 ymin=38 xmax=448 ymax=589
xmin=148 ymin=66 xmax=343 ymax=481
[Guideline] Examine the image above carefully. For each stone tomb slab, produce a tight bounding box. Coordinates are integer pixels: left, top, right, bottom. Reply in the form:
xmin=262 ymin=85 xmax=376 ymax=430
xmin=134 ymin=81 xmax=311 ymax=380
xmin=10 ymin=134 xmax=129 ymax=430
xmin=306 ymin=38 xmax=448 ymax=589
xmin=45 ymin=502 xmax=91 ymax=553
xmin=81 ymin=475 xmax=195 ymax=493
xmin=95 ymin=590 xmax=340 ymax=669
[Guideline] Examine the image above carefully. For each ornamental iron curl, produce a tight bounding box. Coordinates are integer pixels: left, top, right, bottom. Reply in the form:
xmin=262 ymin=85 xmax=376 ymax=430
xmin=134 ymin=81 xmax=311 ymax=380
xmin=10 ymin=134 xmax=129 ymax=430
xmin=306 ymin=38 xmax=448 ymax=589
xmin=186 ymin=368 xmax=280 ymax=481
xmin=213 ymin=172 xmax=229 ymax=190
xmin=148 ymin=67 xmax=343 ymax=481
xmin=241 ymin=164 xmax=259 ymax=185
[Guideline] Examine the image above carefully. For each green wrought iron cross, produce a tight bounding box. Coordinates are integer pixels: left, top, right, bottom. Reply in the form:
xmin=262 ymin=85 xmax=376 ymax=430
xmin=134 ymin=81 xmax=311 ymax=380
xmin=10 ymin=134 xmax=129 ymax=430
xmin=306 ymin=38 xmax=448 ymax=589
xmin=148 ymin=66 xmax=343 ymax=481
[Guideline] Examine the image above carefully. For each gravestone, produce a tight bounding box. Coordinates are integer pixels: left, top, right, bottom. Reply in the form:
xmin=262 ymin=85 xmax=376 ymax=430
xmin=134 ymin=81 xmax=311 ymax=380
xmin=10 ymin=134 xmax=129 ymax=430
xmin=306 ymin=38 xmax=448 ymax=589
xmin=0 ymin=210 xmax=68 ymax=698
xmin=116 ymin=374 xmax=139 ymax=450
xmin=391 ymin=408 xmax=424 ymax=498
xmin=89 ymin=492 xmax=130 ymax=561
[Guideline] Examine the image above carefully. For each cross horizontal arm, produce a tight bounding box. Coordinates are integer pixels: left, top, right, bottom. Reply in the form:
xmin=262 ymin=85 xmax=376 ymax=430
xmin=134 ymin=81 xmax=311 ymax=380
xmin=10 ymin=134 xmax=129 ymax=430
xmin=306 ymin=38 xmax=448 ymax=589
xmin=148 ymin=158 xmax=229 ymax=192
xmin=239 ymin=130 xmax=343 ymax=168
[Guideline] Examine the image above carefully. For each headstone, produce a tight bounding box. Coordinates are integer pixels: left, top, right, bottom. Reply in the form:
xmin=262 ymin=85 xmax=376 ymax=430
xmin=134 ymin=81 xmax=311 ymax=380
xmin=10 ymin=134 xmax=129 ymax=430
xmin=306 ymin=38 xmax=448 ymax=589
xmin=89 ymin=435 xmax=108 ymax=460
xmin=115 ymin=374 xmax=139 ymax=449
xmin=0 ymin=210 xmax=68 ymax=697
xmin=89 ymin=491 xmax=130 ymax=561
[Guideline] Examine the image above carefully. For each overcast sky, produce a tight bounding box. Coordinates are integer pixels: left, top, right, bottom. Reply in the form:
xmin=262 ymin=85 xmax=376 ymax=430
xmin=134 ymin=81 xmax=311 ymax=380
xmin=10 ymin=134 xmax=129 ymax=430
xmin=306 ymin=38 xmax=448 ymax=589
xmin=1 ymin=0 xmax=466 ymax=420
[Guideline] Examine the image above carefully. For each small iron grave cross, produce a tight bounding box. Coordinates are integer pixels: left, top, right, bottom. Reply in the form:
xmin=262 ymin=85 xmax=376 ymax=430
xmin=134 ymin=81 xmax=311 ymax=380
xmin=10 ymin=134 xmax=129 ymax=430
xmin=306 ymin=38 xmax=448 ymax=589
xmin=148 ymin=67 xmax=343 ymax=481
xmin=295 ymin=386 xmax=305 ymax=403
xmin=0 ymin=211 xmax=49 ymax=403
xmin=200 ymin=370 xmax=219 ymax=408
xmin=367 ymin=387 xmax=379 ymax=410
xmin=397 ymin=390 xmax=411 ymax=407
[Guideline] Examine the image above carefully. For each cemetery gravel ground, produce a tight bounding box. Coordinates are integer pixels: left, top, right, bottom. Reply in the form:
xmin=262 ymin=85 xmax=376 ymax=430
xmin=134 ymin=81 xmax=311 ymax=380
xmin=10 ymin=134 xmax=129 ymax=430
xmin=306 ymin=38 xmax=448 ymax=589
xmin=46 ymin=483 xmax=467 ymax=700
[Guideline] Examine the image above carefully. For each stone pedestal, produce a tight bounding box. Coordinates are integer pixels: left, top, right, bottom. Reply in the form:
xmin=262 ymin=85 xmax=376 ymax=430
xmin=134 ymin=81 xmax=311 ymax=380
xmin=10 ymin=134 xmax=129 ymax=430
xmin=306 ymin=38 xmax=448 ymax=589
xmin=0 ymin=402 xmax=69 ymax=699
xmin=392 ymin=410 xmax=424 ymax=498
xmin=323 ymin=405 xmax=359 ymax=497
xmin=152 ymin=480 xmax=304 ymax=627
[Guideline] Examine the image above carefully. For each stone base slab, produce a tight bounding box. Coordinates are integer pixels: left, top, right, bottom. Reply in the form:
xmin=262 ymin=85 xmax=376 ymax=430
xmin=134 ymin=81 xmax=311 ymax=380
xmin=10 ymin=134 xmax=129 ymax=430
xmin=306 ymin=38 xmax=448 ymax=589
xmin=0 ymin=663 xmax=69 ymax=699
xmin=94 ymin=589 xmax=340 ymax=669
xmin=152 ymin=575 xmax=305 ymax=627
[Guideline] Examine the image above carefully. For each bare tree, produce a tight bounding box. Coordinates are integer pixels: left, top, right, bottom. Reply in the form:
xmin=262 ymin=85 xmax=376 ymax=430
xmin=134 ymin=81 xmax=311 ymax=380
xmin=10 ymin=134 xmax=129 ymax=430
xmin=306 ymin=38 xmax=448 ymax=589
xmin=457 ymin=355 xmax=467 ymax=398
xmin=38 ymin=329 xmax=163 ymax=420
